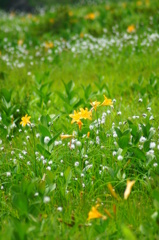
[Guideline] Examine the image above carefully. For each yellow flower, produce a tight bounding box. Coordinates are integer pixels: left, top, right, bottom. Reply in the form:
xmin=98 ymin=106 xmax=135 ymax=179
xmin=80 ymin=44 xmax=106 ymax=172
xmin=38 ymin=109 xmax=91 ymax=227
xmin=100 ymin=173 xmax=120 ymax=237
xmin=124 ymin=180 xmax=135 ymax=200
xmin=127 ymin=25 xmax=135 ymax=33
xmin=90 ymin=100 xmax=101 ymax=111
xmin=87 ymin=206 xmax=107 ymax=221
xmin=80 ymin=32 xmax=84 ymax=38
xmin=69 ymin=110 xmax=81 ymax=124
xmin=137 ymin=1 xmax=142 ymax=6
xmin=18 ymin=39 xmax=24 ymax=46
xmin=107 ymin=183 xmax=118 ymax=200
xmin=45 ymin=42 xmax=54 ymax=49
xmin=85 ymin=13 xmax=96 ymax=20
xmin=20 ymin=114 xmax=31 ymax=127
xmin=60 ymin=134 xmax=73 ymax=140
xmin=69 ymin=108 xmax=92 ymax=130
xmin=101 ymin=95 xmax=113 ymax=107
xmin=77 ymin=120 xmax=83 ymax=130
xmin=79 ymin=108 xmax=92 ymax=120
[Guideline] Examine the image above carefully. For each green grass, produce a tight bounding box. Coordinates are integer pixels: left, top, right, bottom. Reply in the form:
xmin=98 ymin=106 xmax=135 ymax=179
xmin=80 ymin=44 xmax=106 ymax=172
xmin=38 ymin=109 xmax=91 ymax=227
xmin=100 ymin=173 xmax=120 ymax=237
xmin=0 ymin=0 xmax=159 ymax=239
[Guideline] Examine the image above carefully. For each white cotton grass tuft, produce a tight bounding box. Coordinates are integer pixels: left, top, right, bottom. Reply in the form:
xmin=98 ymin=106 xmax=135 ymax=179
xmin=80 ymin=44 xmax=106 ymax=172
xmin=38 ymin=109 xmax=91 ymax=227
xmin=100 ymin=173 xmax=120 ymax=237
xmin=44 ymin=136 xmax=50 ymax=144
xmin=43 ymin=196 xmax=50 ymax=203
xmin=150 ymin=142 xmax=156 ymax=149
xmin=57 ymin=206 xmax=63 ymax=212
xmin=74 ymin=161 xmax=79 ymax=167
xmin=117 ymin=155 xmax=123 ymax=161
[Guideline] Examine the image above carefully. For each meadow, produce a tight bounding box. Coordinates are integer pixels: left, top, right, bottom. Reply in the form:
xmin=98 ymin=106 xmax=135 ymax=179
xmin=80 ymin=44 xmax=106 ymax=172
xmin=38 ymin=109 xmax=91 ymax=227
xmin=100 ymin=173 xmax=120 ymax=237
xmin=0 ymin=0 xmax=159 ymax=239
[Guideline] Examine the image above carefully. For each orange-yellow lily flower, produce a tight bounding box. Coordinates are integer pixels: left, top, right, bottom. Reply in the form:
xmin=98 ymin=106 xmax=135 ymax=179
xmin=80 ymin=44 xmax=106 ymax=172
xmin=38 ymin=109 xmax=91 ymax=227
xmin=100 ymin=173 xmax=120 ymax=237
xmin=60 ymin=134 xmax=74 ymax=140
xmin=127 ymin=25 xmax=135 ymax=33
xmin=20 ymin=114 xmax=31 ymax=127
xmin=79 ymin=108 xmax=92 ymax=120
xmin=45 ymin=42 xmax=54 ymax=49
xmin=87 ymin=206 xmax=107 ymax=221
xmin=85 ymin=13 xmax=96 ymax=20
xmin=124 ymin=180 xmax=135 ymax=200
xmin=69 ymin=110 xmax=81 ymax=124
xmin=90 ymin=100 xmax=101 ymax=111
xmin=77 ymin=120 xmax=83 ymax=130
xmin=101 ymin=95 xmax=113 ymax=107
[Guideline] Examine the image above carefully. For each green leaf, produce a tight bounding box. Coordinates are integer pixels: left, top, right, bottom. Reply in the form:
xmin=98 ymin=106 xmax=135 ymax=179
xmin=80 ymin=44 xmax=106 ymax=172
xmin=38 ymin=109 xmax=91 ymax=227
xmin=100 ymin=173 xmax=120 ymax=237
xmin=138 ymin=75 xmax=144 ymax=85
xmin=37 ymin=144 xmax=51 ymax=158
xmin=40 ymin=114 xmax=51 ymax=126
xmin=130 ymin=125 xmax=138 ymax=137
xmin=38 ymin=124 xmax=51 ymax=137
xmin=104 ymin=84 xmax=111 ymax=97
xmin=118 ymin=135 xmax=130 ymax=149
xmin=144 ymin=140 xmax=150 ymax=152
xmin=12 ymin=193 xmax=28 ymax=216
xmin=45 ymin=183 xmax=56 ymax=194
xmin=82 ymin=84 xmax=92 ymax=100
xmin=141 ymin=123 xmax=151 ymax=138
xmin=152 ymin=190 xmax=159 ymax=202
xmin=148 ymin=130 xmax=155 ymax=140
xmin=0 ymin=71 xmax=7 ymax=80
xmin=123 ymin=129 xmax=130 ymax=136
xmin=122 ymin=225 xmax=136 ymax=240
xmin=38 ymin=180 xmax=45 ymax=194
xmin=73 ymin=98 xmax=84 ymax=109
xmin=64 ymin=167 xmax=72 ymax=188
xmin=107 ymin=167 xmax=115 ymax=178
xmin=62 ymin=80 xmax=74 ymax=97
xmin=114 ymin=127 xmax=122 ymax=138
xmin=48 ymin=131 xmax=61 ymax=146
xmin=56 ymin=91 xmax=67 ymax=103
xmin=127 ymin=119 xmax=133 ymax=125
xmin=50 ymin=114 xmax=60 ymax=123
xmin=1 ymin=88 xmax=12 ymax=103
xmin=133 ymin=132 xmax=141 ymax=145
xmin=131 ymin=147 xmax=146 ymax=161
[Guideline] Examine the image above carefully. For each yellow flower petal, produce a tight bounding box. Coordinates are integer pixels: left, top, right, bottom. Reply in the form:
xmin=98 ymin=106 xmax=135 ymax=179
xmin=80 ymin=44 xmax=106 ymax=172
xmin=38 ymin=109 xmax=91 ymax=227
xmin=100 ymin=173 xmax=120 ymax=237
xmin=79 ymin=108 xmax=92 ymax=120
xmin=85 ymin=13 xmax=96 ymax=20
xmin=127 ymin=25 xmax=135 ymax=33
xmin=69 ymin=110 xmax=81 ymax=123
xmin=90 ymin=100 xmax=101 ymax=111
xmin=20 ymin=114 xmax=31 ymax=127
xmin=18 ymin=39 xmax=23 ymax=46
xmin=101 ymin=95 xmax=113 ymax=107
xmin=124 ymin=180 xmax=135 ymax=200
xmin=77 ymin=120 xmax=83 ymax=130
xmin=107 ymin=183 xmax=118 ymax=200
xmin=87 ymin=207 xmax=103 ymax=221
xmin=60 ymin=134 xmax=73 ymax=140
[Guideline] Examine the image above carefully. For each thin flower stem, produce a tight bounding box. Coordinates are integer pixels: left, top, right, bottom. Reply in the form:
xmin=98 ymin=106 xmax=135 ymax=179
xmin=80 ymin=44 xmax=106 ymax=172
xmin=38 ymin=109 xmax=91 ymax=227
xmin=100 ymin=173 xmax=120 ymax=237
xmin=31 ymin=126 xmax=37 ymax=176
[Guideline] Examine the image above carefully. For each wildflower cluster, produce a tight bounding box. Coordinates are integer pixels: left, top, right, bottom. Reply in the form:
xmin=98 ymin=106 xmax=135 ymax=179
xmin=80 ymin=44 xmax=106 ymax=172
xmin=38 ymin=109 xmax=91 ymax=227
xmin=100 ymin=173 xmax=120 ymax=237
xmin=0 ymin=1 xmax=159 ymax=238
xmin=87 ymin=180 xmax=135 ymax=221
xmin=69 ymin=95 xmax=113 ymax=129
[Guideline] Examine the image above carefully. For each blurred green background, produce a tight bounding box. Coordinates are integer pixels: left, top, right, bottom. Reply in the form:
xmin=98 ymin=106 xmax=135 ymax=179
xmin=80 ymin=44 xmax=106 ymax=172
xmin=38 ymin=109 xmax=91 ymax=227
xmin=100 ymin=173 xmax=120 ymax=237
xmin=0 ymin=0 xmax=125 ymax=12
